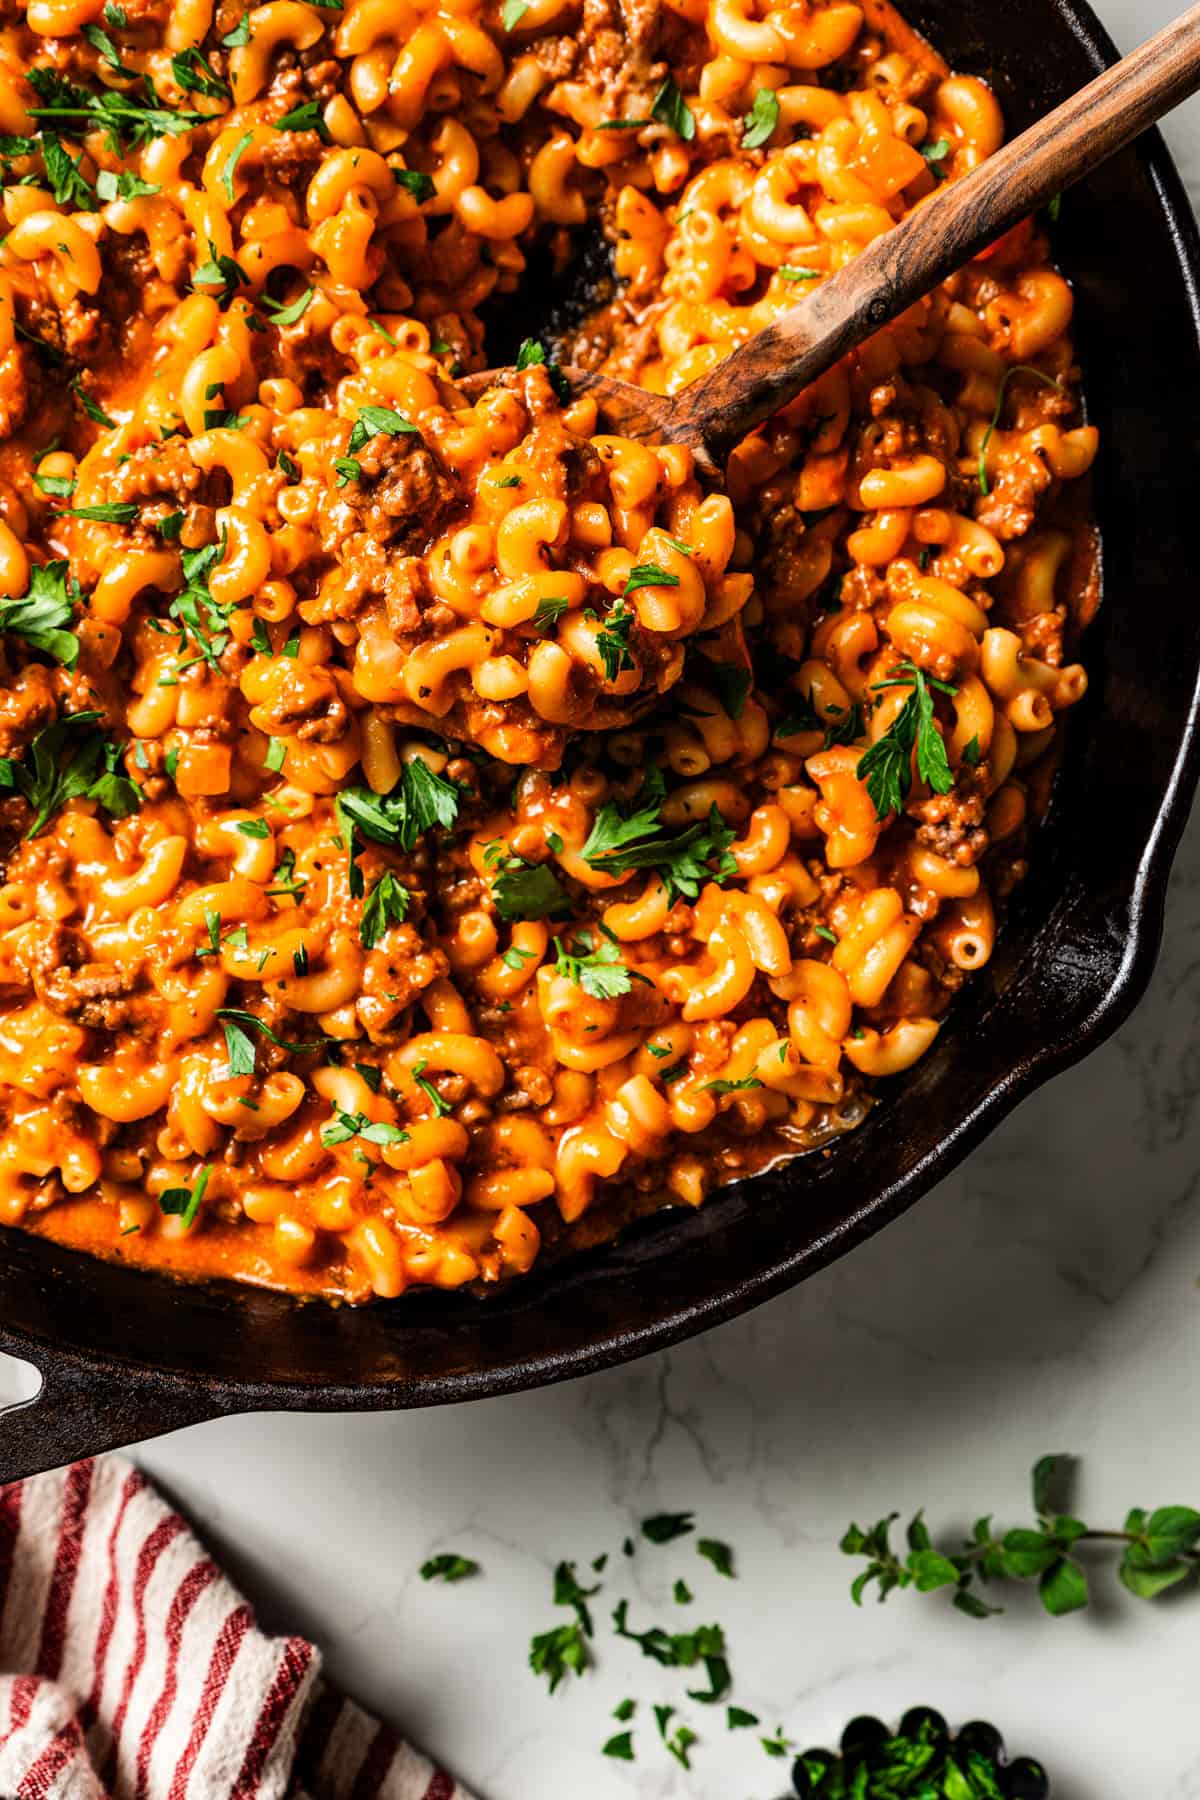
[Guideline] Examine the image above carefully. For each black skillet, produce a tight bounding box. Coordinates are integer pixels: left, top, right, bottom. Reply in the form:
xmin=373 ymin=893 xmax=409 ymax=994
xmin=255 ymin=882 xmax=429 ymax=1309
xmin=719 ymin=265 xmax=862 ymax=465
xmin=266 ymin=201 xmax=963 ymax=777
xmin=2 ymin=0 xmax=1199 ymax=1480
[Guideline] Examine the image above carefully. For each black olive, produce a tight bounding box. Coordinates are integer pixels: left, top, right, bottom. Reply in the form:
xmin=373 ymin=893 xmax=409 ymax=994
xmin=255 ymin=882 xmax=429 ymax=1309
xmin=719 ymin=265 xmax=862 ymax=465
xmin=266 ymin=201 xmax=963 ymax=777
xmin=839 ymin=1715 xmax=890 ymax=1760
xmin=955 ymin=1720 xmax=1006 ymax=1761
xmin=1004 ymin=1756 xmax=1051 ymax=1799
xmin=899 ymin=1706 xmax=949 ymax=1741
xmin=792 ymin=1748 xmax=837 ymax=1795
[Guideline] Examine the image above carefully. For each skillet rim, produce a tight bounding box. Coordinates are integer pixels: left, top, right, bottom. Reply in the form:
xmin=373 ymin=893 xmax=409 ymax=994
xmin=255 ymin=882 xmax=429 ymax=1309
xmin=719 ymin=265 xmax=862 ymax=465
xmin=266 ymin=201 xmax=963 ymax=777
xmin=1 ymin=0 xmax=1198 ymax=1457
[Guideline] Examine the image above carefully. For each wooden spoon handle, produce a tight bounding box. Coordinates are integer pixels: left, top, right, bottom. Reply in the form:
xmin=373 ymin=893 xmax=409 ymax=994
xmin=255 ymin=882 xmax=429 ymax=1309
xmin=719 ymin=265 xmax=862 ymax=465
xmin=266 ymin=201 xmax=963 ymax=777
xmin=677 ymin=1 xmax=1200 ymax=466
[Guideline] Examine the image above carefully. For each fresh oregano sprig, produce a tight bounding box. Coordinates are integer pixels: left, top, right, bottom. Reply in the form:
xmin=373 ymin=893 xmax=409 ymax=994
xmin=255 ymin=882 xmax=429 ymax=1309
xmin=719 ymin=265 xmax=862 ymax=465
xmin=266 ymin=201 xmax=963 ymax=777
xmin=841 ymin=1454 xmax=1200 ymax=1619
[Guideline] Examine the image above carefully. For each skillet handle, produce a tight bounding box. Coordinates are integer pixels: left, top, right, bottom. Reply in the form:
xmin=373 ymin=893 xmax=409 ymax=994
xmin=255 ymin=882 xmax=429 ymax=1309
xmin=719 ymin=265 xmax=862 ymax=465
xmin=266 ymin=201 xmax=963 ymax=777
xmin=0 ymin=1348 xmax=220 ymax=1483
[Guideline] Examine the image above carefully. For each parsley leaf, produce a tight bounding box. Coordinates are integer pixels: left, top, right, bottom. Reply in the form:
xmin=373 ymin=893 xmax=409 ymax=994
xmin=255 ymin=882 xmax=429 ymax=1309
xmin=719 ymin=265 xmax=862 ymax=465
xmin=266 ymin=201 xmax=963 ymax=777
xmin=420 ymin=1552 xmax=479 ymax=1582
xmin=170 ymin=47 xmax=231 ymax=101
xmin=214 ymin=1008 xmax=323 ymax=1056
xmin=602 ymin=1732 xmax=634 ymax=1760
xmin=529 ymin=1623 xmax=588 ymax=1692
xmin=642 ymin=1512 xmax=695 ymax=1543
xmin=531 ymin=594 xmax=568 ymax=631
xmin=347 ymin=404 xmax=420 ymax=455
xmin=219 ymin=128 xmax=253 ymax=202
xmin=221 ymin=1017 xmax=257 ymax=1077
xmin=360 ymin=870 xmax=410 ymax=948
xmin=581 ymin=784 xmax=736 ymax=902
xmin=492 ymin=853 xmax=571 ymax=921
xmin=0 ymin=560 xmax=78 ymax=665
xmin=741 ymin=86 xmax=779 ymax=149
xmin=55 ymin=502 xmax=137 ymax=524
xmin=651 ymin=76 xmax=695 ymax=141
xmin=95 ymin=167 xmax=160 ymax=201
xmin=702 ymin=1075 xmax=762 ymax=1096
xmin=27 ymin=67 xmax=206 ymax=154
xmin=392 ymin=166 xmax=434 ymax=203
xmin=501 ymin=0 xmax=529 ymax=24
xmin=337 ymin=758 xmax=461 ymax=854
xmin=595 ymin=599 xmax=635 ymax=682
xmin=697 ymin=1537 xmax=735 ymax=1577
xmin=514 ymin=337 xmax=570 ymax=402
xmin=623 ymin=562 xmax=679 ymax=596
xmin=273 ymin=99 xmax=331 ymax=140
xmin=192 ymin=243 xmax=249 ymax=309
xmin=857 ymin=661 xmax=955 ymax=821
xmin=553 ymin=929 xmax=634 ymax=999
xmin=158 ymin=1164 xmax=211 ymax=1229
xmin=321 ymin=1108 xmax=409 ymax=1147
xmin=40 ymin=133 xmax=95 ymax=210
xmin=261 ymin=286 xmax=314 ymax=326
xmin=0 ymin=711 xmax=139 ymax=837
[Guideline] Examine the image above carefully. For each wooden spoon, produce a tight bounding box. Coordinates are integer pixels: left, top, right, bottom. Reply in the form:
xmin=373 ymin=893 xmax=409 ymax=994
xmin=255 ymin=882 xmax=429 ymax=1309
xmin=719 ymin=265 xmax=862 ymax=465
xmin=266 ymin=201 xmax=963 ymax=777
xmin=463 ymin=2 xmax=1200 ymax=479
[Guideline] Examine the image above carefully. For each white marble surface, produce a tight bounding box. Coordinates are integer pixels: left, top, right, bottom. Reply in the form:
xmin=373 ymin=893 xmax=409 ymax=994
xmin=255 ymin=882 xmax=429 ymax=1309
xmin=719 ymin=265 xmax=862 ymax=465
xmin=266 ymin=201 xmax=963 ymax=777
xmin=22 ymin=5 xmax=1200 ymax=1795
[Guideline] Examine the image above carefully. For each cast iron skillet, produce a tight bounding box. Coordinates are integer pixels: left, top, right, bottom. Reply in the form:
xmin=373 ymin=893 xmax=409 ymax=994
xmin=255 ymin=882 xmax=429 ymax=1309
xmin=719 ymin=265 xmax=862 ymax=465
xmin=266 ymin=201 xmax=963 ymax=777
xmin=2 ymin=0 xmax=1199 ymax=1481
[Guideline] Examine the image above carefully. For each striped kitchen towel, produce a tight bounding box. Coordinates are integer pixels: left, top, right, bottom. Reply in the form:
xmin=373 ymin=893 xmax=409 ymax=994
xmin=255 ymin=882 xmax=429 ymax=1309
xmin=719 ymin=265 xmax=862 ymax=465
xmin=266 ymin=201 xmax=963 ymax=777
xmin=0 ymin=1456 xmax=474 ymax=1800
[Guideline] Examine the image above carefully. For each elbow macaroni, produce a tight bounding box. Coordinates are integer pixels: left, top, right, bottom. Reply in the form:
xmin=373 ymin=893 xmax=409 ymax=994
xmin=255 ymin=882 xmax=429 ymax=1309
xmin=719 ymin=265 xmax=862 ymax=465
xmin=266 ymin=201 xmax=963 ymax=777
xmin=0 ymin=0 xmax=1097 ymax=1300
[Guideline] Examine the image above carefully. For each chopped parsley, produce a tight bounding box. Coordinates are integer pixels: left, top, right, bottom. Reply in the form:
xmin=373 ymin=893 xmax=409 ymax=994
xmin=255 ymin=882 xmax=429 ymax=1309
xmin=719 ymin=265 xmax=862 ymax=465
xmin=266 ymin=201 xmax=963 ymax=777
xmin=0 ymin=560 xmax=79 ymax=665
xmin=420 ymin=1553 xmax=479 ymax=1582
xmin=170 ymin=47 xmax=230 ymax=100
xmin=553 ymin=928 xmax=636 ymax=999
xmin=858 ymin=661 xmax=955 ymax=820
xmin=337 ymin=758 xmax=461 ymax=855
xmin=214 ymin=1008 xmax=323 ymax=1057
xmin=412 ymin=1057 xmax=451 ymax=1117
xmin=274 ymin=99 xmax=331 ymax=140
xmin=697 ymin=1538 xmax=735 ymax=1577
xmin=359 ymin=870 xmax=410 ymax=948
xmin=219 ymin=129 xmax=253 ymax=201
xmin=321 ymin=1109 xmax=409 ymax=1148
xmin=500 ymin=0 xmax=529 ymax=24
xmin=595 ymin=599 xmax=635 ymax=682
xmin=0 ymin=711 xmax=139 ymax=838
xmin=529 ymin=1623 xmax=588 ymax=1692
xmin=95 ymin=167 xmax=160 ymax=201
xmin=492 ymin=853 xmax=572 ymax=922
xmin=651 ymin=76 xmax=695 ymax=141
xmin=26 ymin=66 xmax=206 ymax=154
xmin=261 ymin=287 xmax=315 ymax=329
xmin=191 ymin=243 xmax=249 ymax=309
xmin=347 ymin=404 xmax=420 ymax=456
xmin=978 ymin=364 xmax=1064 ymax=495
xmin=157 ymin=1164 xmax=212 ymax=1229
xmin=581 ymin=778 xmax=736 ymax=902
xmin=741 ymin=87 xmax=779 ymax=149
xmin=54 ymin=502 xmax=137 ymax=524
xmin=642 ymin=1512 xmax=695 ymax=1544
xmin=531 ymin=594 xmax=569 ymax=631
xmin=514 ymin=337 xmax=570 ymax=402
xmin=392 ymin=167 xmax=435 ymax=203
xmin=623 ymin=562 xmax=679 ymax=596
